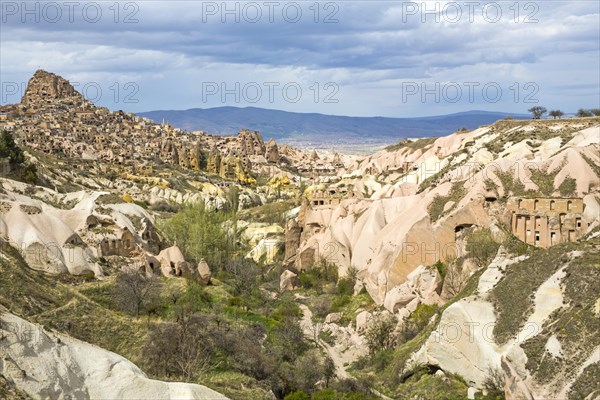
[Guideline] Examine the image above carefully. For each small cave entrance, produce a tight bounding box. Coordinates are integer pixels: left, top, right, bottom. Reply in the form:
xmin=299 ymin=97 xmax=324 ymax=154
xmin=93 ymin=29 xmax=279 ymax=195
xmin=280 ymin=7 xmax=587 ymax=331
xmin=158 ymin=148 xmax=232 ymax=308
xmin=399 ymin=364 xmax=443 ymax=384
xmin=454 ymin=223 xmax=474 ymax=241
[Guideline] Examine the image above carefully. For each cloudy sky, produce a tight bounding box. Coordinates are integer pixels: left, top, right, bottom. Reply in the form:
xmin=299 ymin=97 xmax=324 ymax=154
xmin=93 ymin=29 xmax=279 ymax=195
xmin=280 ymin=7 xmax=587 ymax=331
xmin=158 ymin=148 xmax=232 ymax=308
xmin=1 ymin=1 xmax=599 ymax=117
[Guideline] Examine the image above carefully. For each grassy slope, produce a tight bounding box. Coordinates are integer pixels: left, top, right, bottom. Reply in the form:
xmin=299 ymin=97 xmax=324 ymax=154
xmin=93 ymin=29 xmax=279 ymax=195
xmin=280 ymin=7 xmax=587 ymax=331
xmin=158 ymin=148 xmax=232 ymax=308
xmin=0 ymin=244 xmax=269 ymax=399
xmin=0 ymin=245 xmax=150 ymax=363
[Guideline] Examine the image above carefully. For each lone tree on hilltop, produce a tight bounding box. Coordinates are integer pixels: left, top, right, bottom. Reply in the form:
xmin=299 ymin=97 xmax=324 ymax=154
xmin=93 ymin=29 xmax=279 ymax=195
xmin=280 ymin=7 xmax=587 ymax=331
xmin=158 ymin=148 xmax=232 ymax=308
xmin=549 ymin=110 xmax=564 ymax=119
xmin=528 ymin=106 xmax=547 ymax=119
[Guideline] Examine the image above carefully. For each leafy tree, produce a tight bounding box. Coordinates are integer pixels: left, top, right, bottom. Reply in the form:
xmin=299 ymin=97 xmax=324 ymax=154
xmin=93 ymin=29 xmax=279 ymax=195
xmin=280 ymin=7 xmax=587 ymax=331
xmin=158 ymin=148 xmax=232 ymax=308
xmin=590 ymin=108 xmax=600 ymax=116
xmin=16 ymin=164 xmax=38 ymax=184
xmin=113 ymin=271 xmax=162 ymax=317
xmin=576 ymin=108 xmax=593 ymax=117
xmin=158 ymin=203 xmax=238 ymax=269
xmin=548 ymin=110 xmax=564 ymax=119
xmin=290 ymin=350 xmax=326 ymax=394
xmin=0 ymin=130 xmax=25 ymax=165
xmin=142 ymin=313 xmax=213 ymax=381
xmin=365 ymin=313 xmax=398 ymax=355
xmin=0 ymin=131 xmax=37 ymax=184
xmin=466 ymin=228 xmax=500 ymax=269
xmin=527 ymin=106 xmax=547 ymax=119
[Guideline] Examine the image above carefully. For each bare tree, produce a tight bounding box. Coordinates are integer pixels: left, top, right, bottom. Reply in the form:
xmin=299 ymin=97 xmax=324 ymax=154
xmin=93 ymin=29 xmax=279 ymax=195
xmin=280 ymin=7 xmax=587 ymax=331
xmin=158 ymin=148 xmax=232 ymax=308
xmin=113 ymin=271 xmax=161 ymax=317
xmin=527 ymin=106 xmax=547 ymax=119
xmin=224 ymin=258 xmax=258 ymax=297
xmin=443 ymin=260 xmax=467 ymax=298
xmin=323 ymin=356 xmax=336 ymax=387
xmin=174 ymin=311 xmax=212 ymax=380
xmin=142 ymin=311 xmax=213 ymax=381
xmin=483 ymin=367 xmax=506 ymax=399
xmin=548 ymin=110 xmax=564 ymax=119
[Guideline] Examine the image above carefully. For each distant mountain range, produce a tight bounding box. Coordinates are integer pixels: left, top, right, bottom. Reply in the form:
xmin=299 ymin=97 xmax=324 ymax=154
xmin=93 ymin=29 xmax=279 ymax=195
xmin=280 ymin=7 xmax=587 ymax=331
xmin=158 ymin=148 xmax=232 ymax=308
xmin=139 ymin=107 xmax=529 ymax=152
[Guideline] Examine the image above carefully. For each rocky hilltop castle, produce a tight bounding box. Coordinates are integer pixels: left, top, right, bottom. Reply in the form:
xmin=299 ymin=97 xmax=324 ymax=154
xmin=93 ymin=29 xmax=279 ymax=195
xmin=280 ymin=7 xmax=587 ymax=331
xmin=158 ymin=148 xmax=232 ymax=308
xmin=1 ymin=70 xmax=342 ymax=185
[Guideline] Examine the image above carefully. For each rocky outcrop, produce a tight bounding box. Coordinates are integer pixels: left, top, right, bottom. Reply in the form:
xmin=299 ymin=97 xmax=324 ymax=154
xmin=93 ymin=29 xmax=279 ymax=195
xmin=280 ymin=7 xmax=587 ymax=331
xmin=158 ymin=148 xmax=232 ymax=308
xmin=207 ymin=146 xmax=222 ymax=175
xmin=0 ymin=311 xmax=228 ymax=400
xmin=156 ymin=245 xmax=193 ymax=278
xmin=265 ymin=138 xmax=279 ymax=163
xmin=291 ymin=122 xmax=600 ymax=305
xmin=280 ymin=270 xmax=299 ymax=291
xmin=21 ymin=69 xmax=87 ymax=108
xmin=284 ymin=219 xmax=302 ymax=267
xmin=197 ymin=258 xmax=212 ymax=285
xmin=383 ymin=265 xmax=442 ymax=313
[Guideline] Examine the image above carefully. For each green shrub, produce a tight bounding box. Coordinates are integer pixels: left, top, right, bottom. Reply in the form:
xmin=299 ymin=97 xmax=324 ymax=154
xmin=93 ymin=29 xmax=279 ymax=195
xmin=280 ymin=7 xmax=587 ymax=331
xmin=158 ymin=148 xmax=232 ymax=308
xmin=431 ymin=260 xmax=446 ymax=279
xmin=96 ymin=193 xmax=125 ymax=205
xmin=284 ymin=390 xmax=311 ymax=400
xmin=385 ymin=137 xmax=437 ymax=152
xmin=180 ymin=282 xmax=213 ymax=311
xmin=365 ymin=314 xmax=398 ymax=355
xmin=503 ymin=234 xmax=530 ymax=256
xmin=298 ymin=259 xmax=339 ymax=291
xmin=332 ymin=294 xmax=351 ymax=310
xmin=336 ymin=278 xmax=355 ymax=296
xmin=466 ymin=228 xmax=499 ymax=268
xmin=496 ymin=170 xmax=526 ymax=198
xmin=558 ymin=176 xmax=577 ymax=197
xmin=529 ymin=167 xmax=559 ymax=196
xmin=427 ymin=182 xmax=465 ymax=222
xmin=402 ymin=304 xmax=437 ymax=342
xmin=319 ymin=329 xmax=335 ymax=346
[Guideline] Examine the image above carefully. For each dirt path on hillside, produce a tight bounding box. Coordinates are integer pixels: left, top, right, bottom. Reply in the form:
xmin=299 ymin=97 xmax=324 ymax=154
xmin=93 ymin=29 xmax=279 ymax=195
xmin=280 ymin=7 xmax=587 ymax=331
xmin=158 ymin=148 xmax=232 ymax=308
xmin=298 ymin=303 xmax=352 ymax=380
xmin=296 ymin=301 xmax=395 ymax=400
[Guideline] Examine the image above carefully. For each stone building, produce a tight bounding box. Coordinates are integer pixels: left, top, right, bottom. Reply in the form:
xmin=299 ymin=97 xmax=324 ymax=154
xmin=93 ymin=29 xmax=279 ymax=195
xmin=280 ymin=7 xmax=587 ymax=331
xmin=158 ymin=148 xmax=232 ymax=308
xmin=99 ymin=228 xmax=137 ymax=257
xmin=507 ymin=197 xmax=588 ymax=248
xmin=310 ymin=186 xmax=354 ymax=207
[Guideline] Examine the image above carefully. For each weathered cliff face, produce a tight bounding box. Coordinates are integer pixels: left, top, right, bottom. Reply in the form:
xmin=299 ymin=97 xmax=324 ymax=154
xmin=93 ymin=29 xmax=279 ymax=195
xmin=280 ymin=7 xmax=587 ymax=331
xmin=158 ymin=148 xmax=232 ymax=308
xmin=0 ymin=311 xmax=228 ymax=400
xmin=287 ymin=120 xmax=600 ymax=306
xmin=412 ymin=238 xmax=600 ymax=399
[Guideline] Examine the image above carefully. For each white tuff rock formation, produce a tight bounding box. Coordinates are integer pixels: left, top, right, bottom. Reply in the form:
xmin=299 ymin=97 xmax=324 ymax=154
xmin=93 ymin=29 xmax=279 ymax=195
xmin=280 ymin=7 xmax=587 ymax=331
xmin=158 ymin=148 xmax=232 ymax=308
xmin=0 ymin=311 xmax=228 ymax=400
